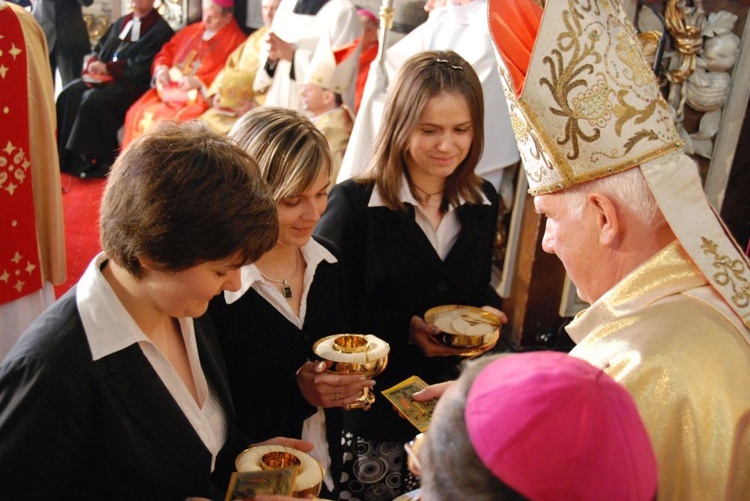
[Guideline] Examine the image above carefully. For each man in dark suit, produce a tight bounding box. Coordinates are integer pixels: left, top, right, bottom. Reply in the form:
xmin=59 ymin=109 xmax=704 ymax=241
xmin=33 ymin=0 xmax=93 ymax=85
xmin=55 ymin=0 xmax=173 ymax=177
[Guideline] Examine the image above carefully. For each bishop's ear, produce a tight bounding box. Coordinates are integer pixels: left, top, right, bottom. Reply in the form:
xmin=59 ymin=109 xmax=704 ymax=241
xmin=588 ymin=193 xmax=619 ymax=247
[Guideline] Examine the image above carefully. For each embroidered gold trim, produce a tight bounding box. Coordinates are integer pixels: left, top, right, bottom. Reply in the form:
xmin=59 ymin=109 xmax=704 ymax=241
xmin=701 ymin=237 xmax=750 ymax=309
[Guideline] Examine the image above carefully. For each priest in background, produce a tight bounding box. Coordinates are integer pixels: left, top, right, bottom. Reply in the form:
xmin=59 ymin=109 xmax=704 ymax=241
xmin=0 ymin=0 xmax=66 ymax=359
xmin=340 ymin=0 xmax=518 ymax=201
xmin=252 ymin=0 xmax=361 ymax=112
xmin=121 ymin=0 xmax=245 ymax=147
xmin=354 ymin=7 xmax=378 ymax=113
xmin=300 ymin=36 xmax=358 ymax=181
xmin=56 ymin=0 xmax=173 ymax=178
xmin=200 ymin=0 xmax=280 ymax=135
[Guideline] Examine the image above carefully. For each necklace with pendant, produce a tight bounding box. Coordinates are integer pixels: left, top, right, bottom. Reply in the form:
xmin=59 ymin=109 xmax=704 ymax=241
xmin=257 ymin=248 xmax=300 ymax=299
xmin=412 ymin=181 xmax=444 ymax=206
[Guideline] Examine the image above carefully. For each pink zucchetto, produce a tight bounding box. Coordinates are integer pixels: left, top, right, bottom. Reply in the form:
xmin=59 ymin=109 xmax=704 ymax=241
xmin=357 ymin=8 xmax=378 ymax=26
xmin=465 ymin=351 xmax=658 ymax=501
xmin=211 ymin=0 xmax=234 ymax=8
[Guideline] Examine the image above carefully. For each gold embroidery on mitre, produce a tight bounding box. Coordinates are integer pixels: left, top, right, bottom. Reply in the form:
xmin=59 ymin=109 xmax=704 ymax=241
xmin=515 ymin=0 xmax=683 ymax=195
xmin=614 ymin=33 xmax=652 ymax=91
xmin=701 ymin=237 xmax=750 ymax=309
xmin=572 ymin=78 xmax=613 ymax=129
xmin=538 ymin=7 xmax=605 ymax=163
xmin=494 ymin=58 xmax=558 ymax=188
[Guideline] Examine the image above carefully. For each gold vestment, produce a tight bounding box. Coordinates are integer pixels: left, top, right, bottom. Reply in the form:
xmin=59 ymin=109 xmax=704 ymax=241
xmin=568 ymin=241 xmax=750 ymax=500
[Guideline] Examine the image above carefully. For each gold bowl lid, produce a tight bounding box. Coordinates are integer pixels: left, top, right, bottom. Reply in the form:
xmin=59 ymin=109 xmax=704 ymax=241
xmin=313 ymin=334 xmax=390 ymax=363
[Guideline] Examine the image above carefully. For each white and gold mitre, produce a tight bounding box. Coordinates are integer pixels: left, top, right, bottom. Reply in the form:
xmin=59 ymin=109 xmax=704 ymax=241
xmin=307 ymin=35 xmax=360 ymax=95
xmin=488 ymin=0 xmax=750 ymax=328
xmin=488 ymin=0 xmax=681 ymax=195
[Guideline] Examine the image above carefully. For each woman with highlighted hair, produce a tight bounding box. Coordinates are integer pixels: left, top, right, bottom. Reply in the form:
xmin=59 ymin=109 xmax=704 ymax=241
xmin=209 ymin=107 xmax=373 ymax=498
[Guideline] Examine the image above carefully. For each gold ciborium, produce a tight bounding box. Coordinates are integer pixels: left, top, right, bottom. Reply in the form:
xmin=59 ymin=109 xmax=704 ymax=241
xmin=235 ymin=445 xmax=324 ymax=498
xmin=424 ymin=305 xmax=501 ymax=357
xmin=313 ymin=334 xmax=390 ymax=409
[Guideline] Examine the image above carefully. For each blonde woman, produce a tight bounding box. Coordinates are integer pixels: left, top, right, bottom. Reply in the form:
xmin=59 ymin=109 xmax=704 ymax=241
xmin=209 ymin=107 xmax=371 ymax=497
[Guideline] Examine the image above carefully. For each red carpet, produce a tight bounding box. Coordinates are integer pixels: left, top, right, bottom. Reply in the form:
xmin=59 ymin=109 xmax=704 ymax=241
xmin=55 ymin=173 xmax=106 ymax=298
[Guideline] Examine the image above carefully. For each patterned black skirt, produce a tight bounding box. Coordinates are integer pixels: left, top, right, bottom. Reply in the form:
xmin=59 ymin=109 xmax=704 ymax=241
xmin=337 ymin=432 xmax=419 ymax=500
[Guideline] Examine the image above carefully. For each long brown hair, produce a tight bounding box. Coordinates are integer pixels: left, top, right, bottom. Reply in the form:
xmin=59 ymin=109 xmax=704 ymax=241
xmin=361 ymin=50 xmax=485 ymax=211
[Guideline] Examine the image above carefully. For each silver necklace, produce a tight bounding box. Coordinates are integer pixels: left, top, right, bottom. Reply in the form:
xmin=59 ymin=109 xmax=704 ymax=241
xmin=257 ymin=249 xmax=300 ymax=299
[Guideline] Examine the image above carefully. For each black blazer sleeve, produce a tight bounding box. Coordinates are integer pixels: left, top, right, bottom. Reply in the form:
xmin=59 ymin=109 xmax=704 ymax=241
xmin=0 ymin=296 xmax=98 ymax=499
xmin=0 ymin=291 xmax=236 ymax=500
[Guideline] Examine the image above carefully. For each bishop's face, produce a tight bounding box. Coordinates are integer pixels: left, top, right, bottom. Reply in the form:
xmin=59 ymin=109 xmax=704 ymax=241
xmin=534 ymin=191 xmax=604 ymax=304
xmin=300 ymin=83 xmax=330 ymax=116
xmin=202 ymin=0 xmax=231 ymax=32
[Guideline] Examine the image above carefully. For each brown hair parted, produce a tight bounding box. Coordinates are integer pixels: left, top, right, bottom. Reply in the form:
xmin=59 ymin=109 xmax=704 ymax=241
xmin=100 ymin=120 xmax=278 ymax=278
xmin=229 ymin=106 xmax=332 ymax=200
xmin=362 ymin=50 xmax=485 ymax=211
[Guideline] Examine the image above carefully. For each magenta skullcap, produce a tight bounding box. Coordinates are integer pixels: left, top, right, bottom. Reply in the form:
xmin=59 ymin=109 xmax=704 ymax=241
xmin=211 ymin=0 xmax=234 ymax=8
xmin=357 ymin=8 xmax=378 ymax=26
xmin=465 ymin=352 xmax=657 ymax=501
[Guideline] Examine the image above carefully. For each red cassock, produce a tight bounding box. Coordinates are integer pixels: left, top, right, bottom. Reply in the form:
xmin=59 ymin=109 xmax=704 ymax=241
xmin=355 ymin=41 xmax=378 ymax=114
xmin=121 ymin=19 xmax=245 ymax=147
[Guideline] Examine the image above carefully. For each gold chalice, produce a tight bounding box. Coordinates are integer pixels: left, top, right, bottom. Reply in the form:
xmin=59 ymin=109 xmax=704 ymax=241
xmin=235 ymin=445 xmax=324 ymax=498
xmin=313 ymin=334 xmax=390 ymax=409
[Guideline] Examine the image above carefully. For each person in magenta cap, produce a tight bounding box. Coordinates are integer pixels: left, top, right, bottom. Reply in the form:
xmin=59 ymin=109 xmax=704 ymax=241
xmin=121 ymin=0 xmax=246 ymax=148
xmin=354 ymin=7 xmax=378 ymax=113
xmin=418 ymin=352 xmax=658 ymax=501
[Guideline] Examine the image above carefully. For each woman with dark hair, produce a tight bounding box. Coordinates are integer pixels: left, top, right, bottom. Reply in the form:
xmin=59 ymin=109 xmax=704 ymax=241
xmin=315 ymin=50 xmax=505 ymax=500
xmin=209 ymin=107 xmax=372 ymax=498
xmin=0 ymin=121 xmax=304 ymax=499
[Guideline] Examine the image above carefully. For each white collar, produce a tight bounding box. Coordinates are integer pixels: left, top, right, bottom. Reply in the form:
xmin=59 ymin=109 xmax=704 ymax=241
xmin=77 ymin=253 xmax=194 ymax=361
xmin=367 ymin=173 xmax=490 ymax=209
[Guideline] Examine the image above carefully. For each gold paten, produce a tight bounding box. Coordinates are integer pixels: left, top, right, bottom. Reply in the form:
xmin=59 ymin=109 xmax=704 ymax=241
xmin=425 ymin=305 xmax=501 ymax=356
